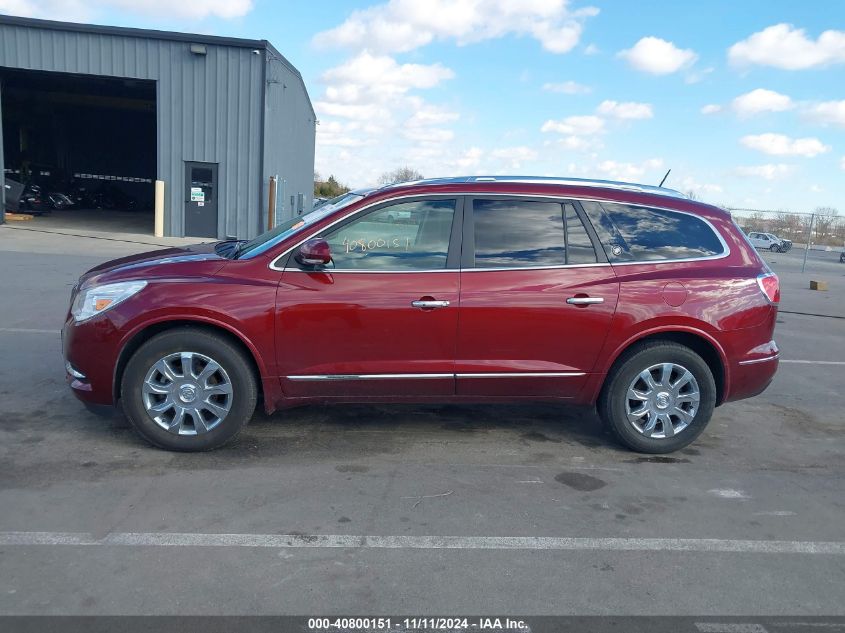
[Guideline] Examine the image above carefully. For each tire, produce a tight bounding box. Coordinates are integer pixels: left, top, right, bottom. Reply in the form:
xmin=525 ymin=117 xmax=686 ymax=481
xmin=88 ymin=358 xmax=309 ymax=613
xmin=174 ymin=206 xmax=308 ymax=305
xmin=598 ymin=342 xmax=716 ymax=454
xmin=120 ymin=327 xmax=257 ymax=451
xmin=769 ymin=244 xmax=779 ymax=252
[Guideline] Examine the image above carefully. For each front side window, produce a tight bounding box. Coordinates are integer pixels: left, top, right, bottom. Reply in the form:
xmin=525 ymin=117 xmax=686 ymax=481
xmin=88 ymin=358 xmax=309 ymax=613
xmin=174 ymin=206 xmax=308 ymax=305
xmin=472 ymin=199 xmax=597 ymax=268
xmin=322 ymin=199 xmax=456 ymax=270
xmin=580 ymin=201 xmax=724 ymax=262
xmin=238 ymin=191 xmax=364 ymax=259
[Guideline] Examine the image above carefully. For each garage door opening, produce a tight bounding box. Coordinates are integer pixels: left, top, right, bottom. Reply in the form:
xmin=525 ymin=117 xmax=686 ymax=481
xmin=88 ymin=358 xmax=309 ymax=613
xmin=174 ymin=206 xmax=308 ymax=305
xmin=1 ymin=67 xmax=156 ymax=235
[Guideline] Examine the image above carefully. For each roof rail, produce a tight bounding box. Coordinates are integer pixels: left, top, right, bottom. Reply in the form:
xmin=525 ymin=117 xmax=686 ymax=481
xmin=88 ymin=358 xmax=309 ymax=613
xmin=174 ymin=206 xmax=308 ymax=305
xmin=381 ymin=175 xmax=687 ymax=198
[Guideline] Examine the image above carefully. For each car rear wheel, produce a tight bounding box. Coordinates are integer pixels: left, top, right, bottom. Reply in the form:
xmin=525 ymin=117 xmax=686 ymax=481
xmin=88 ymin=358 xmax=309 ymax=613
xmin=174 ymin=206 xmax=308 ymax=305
xmin=120 ymin=328 xmax=257 ymax=451
xmin=598 ymin=342 xmax=716 ymax=453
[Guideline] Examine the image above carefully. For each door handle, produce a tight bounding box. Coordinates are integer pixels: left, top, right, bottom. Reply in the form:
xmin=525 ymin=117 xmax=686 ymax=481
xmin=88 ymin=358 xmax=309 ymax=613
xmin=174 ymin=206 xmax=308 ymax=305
xmin=566 ymin=296 xmax=604 ymax=305
xmin=412 ymin=299 xmax=450 ymax=309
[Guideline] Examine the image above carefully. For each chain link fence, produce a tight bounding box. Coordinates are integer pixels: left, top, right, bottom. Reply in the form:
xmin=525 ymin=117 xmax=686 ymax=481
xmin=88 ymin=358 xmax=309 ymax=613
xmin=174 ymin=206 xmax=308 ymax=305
xmin=729 ymin=208 xmax=845 ymax=273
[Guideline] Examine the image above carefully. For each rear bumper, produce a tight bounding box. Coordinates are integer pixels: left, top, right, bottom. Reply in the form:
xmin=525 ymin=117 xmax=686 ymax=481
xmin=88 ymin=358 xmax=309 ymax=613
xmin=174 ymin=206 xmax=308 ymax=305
xmin=724 ymin=340 xmax=779 ymax=403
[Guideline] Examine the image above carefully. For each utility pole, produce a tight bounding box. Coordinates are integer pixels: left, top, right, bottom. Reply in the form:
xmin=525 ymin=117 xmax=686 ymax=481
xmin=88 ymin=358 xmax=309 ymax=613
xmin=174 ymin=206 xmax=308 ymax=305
xmin=801 ymin=213 xmax=815 ymax=274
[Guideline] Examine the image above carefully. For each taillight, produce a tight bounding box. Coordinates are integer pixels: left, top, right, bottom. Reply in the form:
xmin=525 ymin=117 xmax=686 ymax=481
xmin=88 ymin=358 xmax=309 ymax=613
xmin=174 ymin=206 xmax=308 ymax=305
xmin=757 ymin=272 xmax=780 ymax=304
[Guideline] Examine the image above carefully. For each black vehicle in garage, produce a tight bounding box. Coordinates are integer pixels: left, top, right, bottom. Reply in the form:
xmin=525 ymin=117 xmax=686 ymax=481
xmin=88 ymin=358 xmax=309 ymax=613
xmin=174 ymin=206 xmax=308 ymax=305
xmin=3 ymin=178 xmax=49 ymax=215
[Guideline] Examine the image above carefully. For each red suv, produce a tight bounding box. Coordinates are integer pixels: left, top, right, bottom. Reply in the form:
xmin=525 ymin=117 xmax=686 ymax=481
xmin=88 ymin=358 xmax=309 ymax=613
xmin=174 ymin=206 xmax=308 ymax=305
xmin=63 ymin=177 xmax=780 ymax=453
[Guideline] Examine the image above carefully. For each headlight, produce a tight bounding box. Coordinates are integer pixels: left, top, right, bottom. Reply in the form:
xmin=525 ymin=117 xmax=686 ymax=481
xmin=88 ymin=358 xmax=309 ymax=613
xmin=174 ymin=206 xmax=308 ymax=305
xmin=71 ymin=280 xmax=147 ymax=322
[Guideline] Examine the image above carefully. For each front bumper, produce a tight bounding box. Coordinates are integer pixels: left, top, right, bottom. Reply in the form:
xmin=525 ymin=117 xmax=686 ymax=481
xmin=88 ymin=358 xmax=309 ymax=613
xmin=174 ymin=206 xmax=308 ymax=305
xmin=62 ymin=314 xmax=123 ymax=406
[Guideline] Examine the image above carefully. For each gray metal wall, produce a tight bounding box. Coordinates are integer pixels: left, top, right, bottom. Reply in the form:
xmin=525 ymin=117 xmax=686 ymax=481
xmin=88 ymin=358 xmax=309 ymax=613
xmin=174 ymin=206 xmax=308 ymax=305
xmin=0 ymin=20 xmax=314 ymax=239
xmin=262 ymin=55 xmax=316 ymax=227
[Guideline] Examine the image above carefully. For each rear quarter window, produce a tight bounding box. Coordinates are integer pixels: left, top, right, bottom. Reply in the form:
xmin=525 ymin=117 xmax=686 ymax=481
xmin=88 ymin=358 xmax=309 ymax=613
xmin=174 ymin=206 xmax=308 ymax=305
xmin=580 ymin=201 xmax=725 ymax=262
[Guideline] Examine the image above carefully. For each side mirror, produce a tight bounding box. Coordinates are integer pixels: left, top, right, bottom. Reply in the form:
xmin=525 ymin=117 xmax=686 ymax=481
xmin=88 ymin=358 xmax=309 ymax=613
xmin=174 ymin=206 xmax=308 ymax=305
xmin=296 ymin=238 xmax=332 ymax=267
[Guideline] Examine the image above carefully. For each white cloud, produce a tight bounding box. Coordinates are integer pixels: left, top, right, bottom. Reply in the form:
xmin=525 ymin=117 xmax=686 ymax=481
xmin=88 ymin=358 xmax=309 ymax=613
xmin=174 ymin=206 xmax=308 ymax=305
xmin=805 ymin=100 xmax=845 ymax=128
xmin=0 ymin=0 xmax=252 ymax=20
xmin=596 ymin=158 xmax=664 ymax=182
xmin=685 ymin=66 xmax=714 ymax=84
xmin=404 ymin=102 xmax=460 ymax=128
xmin=541 ymin=115 xmax=605 ymax=135
xmin=597 ymin=100 xmax=653 ymax=120
xmin=314 ymin=52 xmax=459 ymax=184
xmin=679 ymin=176 xmax=723 ymax=197
xmin=317 ymin=120 xmax=379 ymax=148
xmin=841 ymin=156 xmax=845 ymax=171
xmin=542 ymin=81 xmax=592 ymax=94
xmin=314 ymin=53 xmax=454 ymax=131
xmin=735 ymin=164 xmax=793 ymax=180
xmin=728 ymin=23 xmax=845 ymax=70
xmin=554 ymin=136 xmax=596 ymax=152
xmin=618 ymin=36 xmax=698 ymax=74
xmin=701 ymin=104 xmax=722 ymax=115
xmin=315 ymin=102 xmax=390 ymax=121
xmin=583 ymin=43 xmax=600 ymax=55
xmin=450 ymin=147 xmax=484 ymax=170
xmin=491 ymin=146 xmax=539 ymax=169
xmin=312 ymin=0 xmax=599 ymax=55
xmin=402 ymin=127 xmax=455 ymax=143
xmin=740 ymin=133 xmax=830 ymax=158
xmin=731 ymin=89 xmax=794 ymax=117
xmin=321 ymin=53 xmax=454 ymax=105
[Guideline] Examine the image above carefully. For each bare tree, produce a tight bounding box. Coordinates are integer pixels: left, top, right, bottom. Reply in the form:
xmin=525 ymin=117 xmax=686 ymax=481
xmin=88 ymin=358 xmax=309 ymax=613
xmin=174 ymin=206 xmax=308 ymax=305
xmin=812 ymin=207 xmax=839 ymax=245
xmin=745 ymin=211 xmax=767 ymax=232
xmin=378 ymin=166 xmax=424 ymax=186
xmin=774 ymin=211 xmax=803 ymax=240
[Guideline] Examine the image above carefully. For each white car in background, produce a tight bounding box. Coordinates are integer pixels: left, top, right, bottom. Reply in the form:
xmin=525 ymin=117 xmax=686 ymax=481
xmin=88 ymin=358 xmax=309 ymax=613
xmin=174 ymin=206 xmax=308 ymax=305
xmin=747 ymin=231 xmax=792 ymax=253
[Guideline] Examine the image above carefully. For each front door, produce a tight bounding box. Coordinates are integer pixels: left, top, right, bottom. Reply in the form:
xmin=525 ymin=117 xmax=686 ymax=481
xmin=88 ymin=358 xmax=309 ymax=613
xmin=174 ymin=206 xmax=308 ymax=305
xmin=184 ymin=162 xmax=218 ymax=238
xmin=276 ymin=196 xmax=463 ymax=398
xmin=456 ymin=197 xmax=619 ymax=398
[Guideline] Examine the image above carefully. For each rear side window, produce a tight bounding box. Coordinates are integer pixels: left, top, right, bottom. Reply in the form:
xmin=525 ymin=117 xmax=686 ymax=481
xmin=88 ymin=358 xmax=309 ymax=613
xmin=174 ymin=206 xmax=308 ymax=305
xmin=580 ymin=201 xmax=724 ymax=262
xmin=472 ymin=199 xmax=597 ymax=268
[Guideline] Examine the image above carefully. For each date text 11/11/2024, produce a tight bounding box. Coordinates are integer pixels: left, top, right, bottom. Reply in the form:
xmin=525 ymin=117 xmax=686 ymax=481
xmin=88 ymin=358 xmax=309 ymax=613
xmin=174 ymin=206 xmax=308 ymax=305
xmin=307 ymin=617 xmax=529 ymax=630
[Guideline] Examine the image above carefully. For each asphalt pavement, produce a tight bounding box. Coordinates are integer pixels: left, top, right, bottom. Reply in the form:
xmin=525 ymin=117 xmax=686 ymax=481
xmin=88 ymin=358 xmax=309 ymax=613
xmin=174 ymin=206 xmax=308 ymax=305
xmin=0 ymin=224 xmax=842 ymax=615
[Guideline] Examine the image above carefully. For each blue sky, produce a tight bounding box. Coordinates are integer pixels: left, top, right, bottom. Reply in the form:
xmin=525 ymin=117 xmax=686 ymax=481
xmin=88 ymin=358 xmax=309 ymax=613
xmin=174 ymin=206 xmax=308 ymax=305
xmin=3 ymin=0 xmax=845 ymax=210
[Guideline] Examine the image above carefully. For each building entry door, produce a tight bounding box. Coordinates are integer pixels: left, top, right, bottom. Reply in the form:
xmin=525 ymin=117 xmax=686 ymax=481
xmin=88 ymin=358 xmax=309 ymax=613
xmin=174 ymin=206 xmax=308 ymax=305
xmin=184 ymin=161 xmax=218 ymax=238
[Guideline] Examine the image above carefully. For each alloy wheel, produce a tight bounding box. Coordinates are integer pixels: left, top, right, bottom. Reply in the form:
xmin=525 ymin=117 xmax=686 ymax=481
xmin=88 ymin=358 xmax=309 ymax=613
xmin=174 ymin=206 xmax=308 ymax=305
xmin=624 ymin=362 xmax=700 ymax=439
xmin=141 ymin=351 xmax=233 ymax=435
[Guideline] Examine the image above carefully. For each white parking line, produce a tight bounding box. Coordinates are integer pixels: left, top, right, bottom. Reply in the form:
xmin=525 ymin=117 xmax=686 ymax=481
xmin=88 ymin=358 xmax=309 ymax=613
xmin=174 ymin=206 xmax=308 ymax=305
xmin=695 ymin=624 xmax=768 ymax=633
xmin=0 ymin=532 xmax=843 ymax=554
xmin=780 ymin=360 xmax=845 ymax=366
xmin=0 ymin=327 xmax=60 ymax=334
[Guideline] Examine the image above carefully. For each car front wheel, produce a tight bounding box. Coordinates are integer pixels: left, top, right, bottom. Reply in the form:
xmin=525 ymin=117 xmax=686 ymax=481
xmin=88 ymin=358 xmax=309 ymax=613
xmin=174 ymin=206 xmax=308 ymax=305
xmin=598 ymin=342 xmax=716 ymax=453
xmin=120 ymin=327 xmax=257 ymax=451
xmin=770 ymin=244 xmax=779 ymax=252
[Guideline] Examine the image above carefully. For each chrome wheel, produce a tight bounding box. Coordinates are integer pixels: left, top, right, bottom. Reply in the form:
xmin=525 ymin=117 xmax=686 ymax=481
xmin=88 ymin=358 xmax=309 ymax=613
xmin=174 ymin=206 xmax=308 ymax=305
xmin=141 ymin=352 xmax=233 ymax=436
xmin=625 ymin=362 xmax=700 ymax=439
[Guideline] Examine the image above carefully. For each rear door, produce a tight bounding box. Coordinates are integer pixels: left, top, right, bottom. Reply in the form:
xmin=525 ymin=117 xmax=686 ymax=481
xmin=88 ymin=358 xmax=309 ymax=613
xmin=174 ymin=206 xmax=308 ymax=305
xmin=275 ymin=196 xmax=462 ymax=398
xmin=456 ymin=197 xmax=619 ymax=398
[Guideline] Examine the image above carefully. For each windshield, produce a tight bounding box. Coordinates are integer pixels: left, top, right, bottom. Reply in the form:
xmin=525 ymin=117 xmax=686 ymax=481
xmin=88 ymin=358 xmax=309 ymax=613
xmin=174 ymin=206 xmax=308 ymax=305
xmin=235 ymin=192 xmax=365 ymax=259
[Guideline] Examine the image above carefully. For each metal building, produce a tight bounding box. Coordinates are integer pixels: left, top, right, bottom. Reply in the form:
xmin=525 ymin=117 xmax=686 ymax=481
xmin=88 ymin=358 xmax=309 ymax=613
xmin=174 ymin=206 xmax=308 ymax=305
xmin=0 ymin=14 xmax=316 ymax=239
